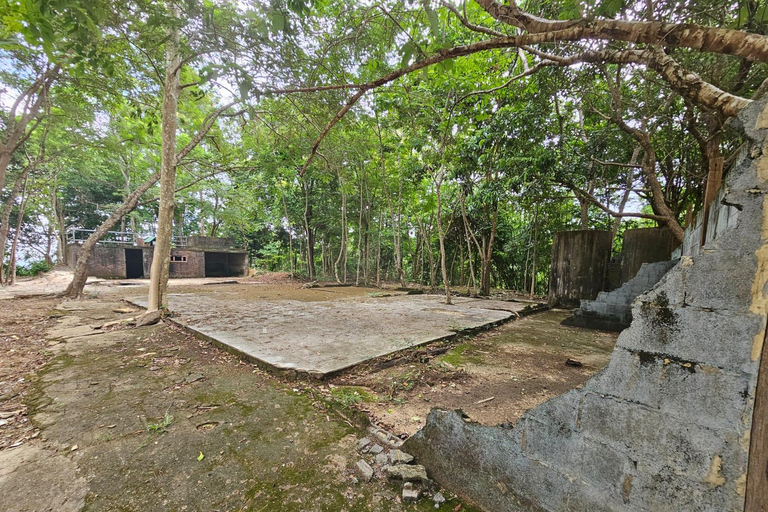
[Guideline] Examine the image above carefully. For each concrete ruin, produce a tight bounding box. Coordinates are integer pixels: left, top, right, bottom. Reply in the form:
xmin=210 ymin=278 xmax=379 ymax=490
xmin=66 ymin=234 xmax=248 ymax=279
xmin=567 ymin=260 xmax=678 ymax=331
xmin=129 ymin=291 xmax=529 ymax=378
xmin=403 ymin=99 xmax=768 ymax=511
xmin=548 ymin=230 xmax=613 ymax=308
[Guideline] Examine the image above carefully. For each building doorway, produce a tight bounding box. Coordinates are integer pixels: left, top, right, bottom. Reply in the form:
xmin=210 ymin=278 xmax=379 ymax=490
xmin=125 ymin=249 xmax=144 ymax=278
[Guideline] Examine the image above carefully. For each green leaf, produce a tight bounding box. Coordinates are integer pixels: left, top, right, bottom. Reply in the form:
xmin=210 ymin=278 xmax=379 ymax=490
xmin=269 ymin=11 xmax=285 ymax=33
xmin=426 ymin=7 xmax=440 ymax=39
xmin=197 ymin=452 xmax=205 ymax=461
xmin=596 ymin=0 xmax=624 ymax=18
xmin=400 ymin=41 xmax=415 ymax=68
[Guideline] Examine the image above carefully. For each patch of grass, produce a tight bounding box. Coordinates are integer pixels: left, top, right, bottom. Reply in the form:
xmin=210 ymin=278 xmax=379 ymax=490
xmin=329 ymin=386 xmax=378 ymax=406
xmin=146 ymin=412 xmax=174 ymax=432
xmin=439 ymin=343 xmax=482 ymax=366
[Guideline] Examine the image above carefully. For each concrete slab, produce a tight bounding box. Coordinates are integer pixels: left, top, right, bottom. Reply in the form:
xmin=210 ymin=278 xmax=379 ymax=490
xmin=129 ymin=293 xmax=527 ymax=377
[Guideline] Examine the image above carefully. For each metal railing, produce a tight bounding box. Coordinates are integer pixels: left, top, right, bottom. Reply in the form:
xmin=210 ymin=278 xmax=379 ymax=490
xmin=65 ymin=226 xmax=188 ymax=247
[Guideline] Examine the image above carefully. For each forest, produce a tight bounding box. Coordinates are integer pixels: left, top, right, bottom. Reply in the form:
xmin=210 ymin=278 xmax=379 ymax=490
xmin=0 ymin=0 xmax=764 ymax=310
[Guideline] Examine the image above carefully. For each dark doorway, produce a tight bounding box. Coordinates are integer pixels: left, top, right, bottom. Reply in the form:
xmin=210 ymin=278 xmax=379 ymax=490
xmin=125 ymin=249 xmax=144 ymax=278
xmin=205 ymin=252 xmax=229 ymax=277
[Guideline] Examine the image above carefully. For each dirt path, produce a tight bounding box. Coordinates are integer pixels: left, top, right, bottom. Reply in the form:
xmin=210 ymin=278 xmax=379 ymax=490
xmin=0 ymin=296 xmax=477 ymax=512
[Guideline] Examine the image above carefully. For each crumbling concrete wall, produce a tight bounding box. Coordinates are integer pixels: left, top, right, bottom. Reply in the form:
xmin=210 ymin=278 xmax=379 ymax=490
xmin=568 ymin=259 xmax=678 ymax=331
xmin=404 ymin=100 xmax=768 ymax=512
xmin=620 ymin=227 xmax=677 ymax=284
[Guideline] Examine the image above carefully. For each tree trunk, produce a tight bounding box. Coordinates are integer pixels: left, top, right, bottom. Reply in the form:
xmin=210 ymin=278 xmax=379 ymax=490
xmin=147 ymin=6 xmax=181 ymax=312
xmin=6 ymin=173 xmax=29 ymax=285
xmin=530 ymin=203 xmax=539 ymax=298
xmin=302 ymin=179 xmax=316 ymax=280
xmin=280 ymin=191 xmax=294 ymax=278
xmin=335 ymin=179 xmax=347 ymax=284
xmin=611 ymin=148 xmax=641 ymax=242
xmin=0 ymin=170 xmax=27 ymax=285
xmin=480 ymin=208 xmax=498 ymax=296
xmin=61 ymin=172 xmax=161 ymax=298
xmin=435 ymin=166 xmax=451 ymax=305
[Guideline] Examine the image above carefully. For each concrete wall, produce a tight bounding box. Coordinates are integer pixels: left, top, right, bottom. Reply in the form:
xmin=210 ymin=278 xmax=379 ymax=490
xmin=620 ymin=227 xmax=677 ymax=284
xmin=67 ymin=245 xmax=127 ymax=279
xmin=673 ymin=186 xmax=741 ymax=258
xmin=404 ymin=99 xmax=768 ymax=512
xmin=187 ymin=236 xmax=237 ymax=250
xmin=68 ymin=244 xmax=246 ymax=279
xmin=168 ymin=249 xmax=205 ymax=278
xmin=569 ymin=259 xmax=678 ymax=331
xmin=548 ymin=230 xmax=612 ymax=308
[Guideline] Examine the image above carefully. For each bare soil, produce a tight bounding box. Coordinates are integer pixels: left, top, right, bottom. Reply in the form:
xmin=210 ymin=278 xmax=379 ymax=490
xmin=0 ymin=296 xmax=59 ymax=450
xmin=0 ymin=293 xmax=479 ymax=512
xmin=329 ymin=310 xmax=618 ymax=437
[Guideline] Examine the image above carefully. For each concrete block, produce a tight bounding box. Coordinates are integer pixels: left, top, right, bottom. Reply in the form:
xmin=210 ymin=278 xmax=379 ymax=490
xmin=589 ymin=348 xmax=663 ymax=407
xmin=657 ymin=364 xmax=752 ymax=431
xmin=618 ymin=306 xmax=761 ymax=372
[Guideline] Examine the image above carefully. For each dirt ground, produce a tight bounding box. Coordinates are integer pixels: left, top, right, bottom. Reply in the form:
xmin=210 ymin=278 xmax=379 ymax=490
xmin=0 ymin=271 xmax=618 ymax=511
xmin=0 ymin=294 xmax=481 ymax=512
xmin=329 ymin=310 xmax=618 ymax=436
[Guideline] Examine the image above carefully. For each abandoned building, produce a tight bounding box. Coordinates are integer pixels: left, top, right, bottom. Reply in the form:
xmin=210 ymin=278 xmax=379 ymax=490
xmin=65 ymin=230 xmax=249 ymax=279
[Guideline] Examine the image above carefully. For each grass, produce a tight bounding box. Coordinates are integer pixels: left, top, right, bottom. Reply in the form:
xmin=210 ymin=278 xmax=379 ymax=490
xmin=146 ymin=412 xmax=174 ymax=432
xmin=328 ymin=386 xmax=379 ymax=406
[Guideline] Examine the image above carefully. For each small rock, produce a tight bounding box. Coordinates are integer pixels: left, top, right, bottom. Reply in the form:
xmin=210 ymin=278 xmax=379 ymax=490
xmin=565 ymin=358 xmax=583 ymax=367
xmin=402 ymin=482 xmax=421 ymax=502
xmin=373 ymin=430 xmax=389 ymax=443
xmin=369 ymin=444 xmax=384 ymax=455
xmin=389 ymin=449 xmax=414 ymax=465
xmin=384 ymin=464 xmax=428 ymax=482
xmin=183 ymin=373 xmax=205 ymax=385
xmin=433 ymin=491 xmax=446 ymax=506
xmin=357 ymin=438 xmax=372 ymax=451
xmin=136 ymin=310 xmax=162 ymax=327
xmin=356 ymin=459 xmax=374 ymax=482
xmin=375 ymin=452 xmax=388 ymax=466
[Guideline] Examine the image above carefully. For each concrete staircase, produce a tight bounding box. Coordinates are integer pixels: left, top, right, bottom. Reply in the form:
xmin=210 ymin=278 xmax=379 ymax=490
xmin=567 ymin=259 xmax=679 ymax=331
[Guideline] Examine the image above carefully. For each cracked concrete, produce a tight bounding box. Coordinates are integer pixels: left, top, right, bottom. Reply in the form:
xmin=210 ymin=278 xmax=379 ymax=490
xmin=129 ymin=293 xmax=528 ymax=377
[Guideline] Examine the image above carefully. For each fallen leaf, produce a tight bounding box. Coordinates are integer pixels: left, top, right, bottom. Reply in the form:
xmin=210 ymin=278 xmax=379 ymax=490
xmin=197 ymin=451 xmax=205 ymax=461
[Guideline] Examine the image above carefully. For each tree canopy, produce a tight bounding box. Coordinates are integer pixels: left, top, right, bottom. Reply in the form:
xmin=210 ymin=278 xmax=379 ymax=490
xmin=0 ymin=0 xmax=765 ymax=298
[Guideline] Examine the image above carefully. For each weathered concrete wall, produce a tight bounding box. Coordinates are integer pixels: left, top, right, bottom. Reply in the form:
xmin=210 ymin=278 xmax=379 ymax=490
xmin=187 ymin=235 xmax=237 ymax=250
xmin=168 ymin=249 xmax=206 ymax=278
xmin=405 ymin=99 xmax=768 ymax=512
xmin=548 ymin=230 xmax=612 ymax=308
xmin=620 ymin=227 xmax=678 ymax=284
xmin=67 ymin=245 xmax=127 ymax=279
xmin=673 ymin=186 xmax=740 ymax=258
xmin=569 ymin=259 xmax=678 ymax=331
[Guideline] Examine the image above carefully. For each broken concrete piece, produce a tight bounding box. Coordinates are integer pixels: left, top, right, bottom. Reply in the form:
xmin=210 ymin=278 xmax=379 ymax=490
xmin=135 ymin=310 xmax=162 ymax=327
xmin=433 ymin=491 xmax=446 ymax=506
xmin=402 ymin=482 xmax=421 ymax=502
xmin=369 ymin=444 xmax=383 ymax=455
xmin=357 ymin=437 xmax=372 ymax=451
xmin=355 ymin=459 xmax=374 ymax=482
xmin=389 ymin=449 xmax=414 ymax=465
xmin=374 ymin=452 xmax=388 ymax=466
xmin=384 ymin=464 xmax=428 ymax=482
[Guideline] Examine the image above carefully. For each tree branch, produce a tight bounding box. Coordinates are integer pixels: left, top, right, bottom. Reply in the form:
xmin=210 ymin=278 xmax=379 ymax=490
xmin=475 ymin=0 xmax=768 ymax=62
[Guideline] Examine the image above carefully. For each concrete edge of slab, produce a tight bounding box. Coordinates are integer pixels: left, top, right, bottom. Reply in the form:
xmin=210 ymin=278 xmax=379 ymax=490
xmin=124 ymin=297 xmax=549 ymax=380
